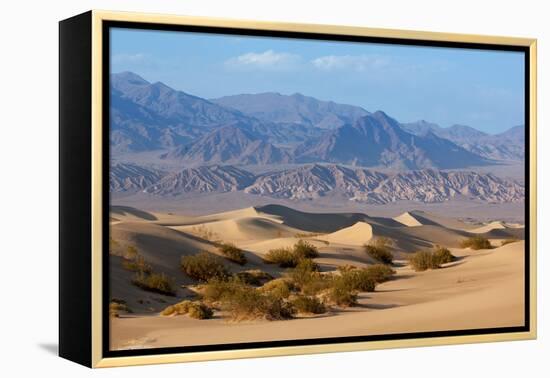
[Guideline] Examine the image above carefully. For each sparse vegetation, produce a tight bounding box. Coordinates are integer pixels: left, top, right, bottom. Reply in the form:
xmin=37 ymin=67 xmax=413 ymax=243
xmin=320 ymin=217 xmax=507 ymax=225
xmin=364 ymin=237 xmax=394 ymax=265
xmin=109 ymin=237 xmax=119 ymax=254
xmin=339 ymin=269 xmax=376 ymax=292
xmin=364 ymin=264 xmax=396 ymax=283
xmin=218 ymin=243 xmax=247 ymax=265
xmin=202 ymin=277 xmax=294 ymax=321
xmin=501 ymin=238 xmax=520 ymax=246
xmin=264 ymin=241 xmax=320 ymax=268
xmin=121 ymin=254 xmax=152 ymax=274
xmin=327 ymin=277 xmax=358 ymax=307
xmin=290 ymin=295 xmax=326 ymax=314
xmin=259 ymin=278 xmax=294 ymax=299
xmin=293 ymin=240 xmax=320 ymax=259
xmin=109 ymin=300 xmax=132 ymax=317
xmin=234 ymin=270 xmax=273 ymax=286
xmin=191 ymin=224 xmax=219 ymax=241
xmin=161 ymin=300 xmax=213 ymax=319
xmin=264 ymin=247 xmax=299 ymax=267
xmin=132 ymin=272 xmax=176 ymax=296
xmin=460 ymin=236 xmax=492 ymax=250
xmin=181 ymin=252 xmax=228 ymax=282
xmin=124 ymin=245 xmax=139 ymax=260
xmin=409 ymin=247 xmax=456 ymax=272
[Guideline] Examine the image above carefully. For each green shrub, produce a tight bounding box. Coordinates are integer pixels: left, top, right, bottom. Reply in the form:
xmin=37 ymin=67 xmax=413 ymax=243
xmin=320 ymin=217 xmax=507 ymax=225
xmin=460 ymin=236 xmax=492 ymax=250
xmin=501 ymin=238 xmax=520 ymax=246
xmin=161 ymin=300 xmax=213 ymax=319
xmin=218 ymin=243 xmax=247 ymax=265
xmin=234 ymin=270 xmax=273 ymax=286
xmin=290 ymin=295 xmax=326 ymax=314
xmin=327 ymin=278 xmax=358 ymax=307
xmin=181 ymin=252 xmax=228 ymax=282
xmin=432 ymin=246 xmax=455 ymax=265
xmin=293 ymin=240 xmax=319 ymax=259
xmin=364 ymin=264 xmax=396 ymax=283
xmin=364 ymin=237 xmax=394 ymax=264
xmin=259 ymin=278 xmax=294 ymax=299
xmin=121 ymin=254 xmax=152 ymax=274
xmin=132 ymin=272 xmax=176 ymax=296
xmin=264 ymin=247 xmax=299 ymax=267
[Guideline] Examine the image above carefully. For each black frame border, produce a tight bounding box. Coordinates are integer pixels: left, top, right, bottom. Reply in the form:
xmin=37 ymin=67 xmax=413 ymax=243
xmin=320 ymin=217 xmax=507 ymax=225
xmin=101 ymin=20 xmax=531 ymax=359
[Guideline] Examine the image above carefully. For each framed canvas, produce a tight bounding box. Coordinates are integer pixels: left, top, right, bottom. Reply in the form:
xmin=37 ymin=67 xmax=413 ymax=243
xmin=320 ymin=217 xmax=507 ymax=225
xmin=59 ymin=10 xmax=537 ymax=368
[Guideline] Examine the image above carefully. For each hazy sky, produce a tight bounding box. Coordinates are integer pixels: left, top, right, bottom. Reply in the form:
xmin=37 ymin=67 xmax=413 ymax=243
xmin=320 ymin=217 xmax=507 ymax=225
xmin=110 ymin=27 xmax=525 ymax=133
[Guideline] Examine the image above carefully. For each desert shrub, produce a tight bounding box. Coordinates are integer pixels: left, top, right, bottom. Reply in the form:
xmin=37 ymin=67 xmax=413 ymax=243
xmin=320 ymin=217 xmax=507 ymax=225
xmin=109 ymin=237 xmax=120 ymax=254
xmin=290 ymin=295 xmax=326 ymax=314
xmin=109 ymin=301 xmax=132 ymax=317
xmin=121 ymin=254 xmax=152 ymax=274
xmin=124 ymin=245 xmax=139 ymax=260
xmin=293 ymin=240 xmax=319 ymax=259
xmin=181 ymin=252 xmax=228 ymax=282
xmin=289 ymin=259 xmax=323 ymax=293
xmin=337 ymin=264 xmax=358 ymax=273
xmin=460 ymin=236 xmax=492 ymax=250
xmin=339 ymin=269 xmax=376 ymax=292
xmin=161 ymin=300 xmax=213 ymax=319
xmin=218 ymin=243 xmax=247 ymax=265
xmin=409 ymin=250 xmax=438 ymax=271
xmin=364 ymin=264 xmax=396 ymax=283
xmin=259 ymin=278 xmax=294 ymax=299
xmin=501 ymin=238 xmax=520 ymax=246
xmin=264 ymin=247 xmax=299 ymax=268
xmin=234 ymin=270 xmax=273 ymax=286
xmin=364 ymin=237 xmax=394 ymax=265
xmin=432 ymin=246 xmax=455 ymax=265
xmin=191 ymin=224 xmax=219 ymax=241
xmin=204 ymin=278 xmax=294 ymax=321
xmin=132 ymin=272 xmax=176 ymax=296
xmin=327 ymin=277 xmax=358 ymax=307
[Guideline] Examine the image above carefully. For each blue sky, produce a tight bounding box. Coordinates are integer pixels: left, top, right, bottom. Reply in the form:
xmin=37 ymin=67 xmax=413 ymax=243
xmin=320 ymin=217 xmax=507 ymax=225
xmin=110 ymin=27 xmax=525 ymax=133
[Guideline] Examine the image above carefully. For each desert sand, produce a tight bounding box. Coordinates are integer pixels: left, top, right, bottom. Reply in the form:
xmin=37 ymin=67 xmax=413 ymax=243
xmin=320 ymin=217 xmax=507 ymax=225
xmin=109 ymin=204 xmax=525 ymax=350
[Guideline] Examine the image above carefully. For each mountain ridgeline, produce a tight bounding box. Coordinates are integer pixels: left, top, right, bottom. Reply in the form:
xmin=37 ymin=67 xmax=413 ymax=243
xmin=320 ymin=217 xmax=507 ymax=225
xmin=110 ymin=162 xmax=524 ymax=204
xmin=110 ymin=72 xmax=523 ymax=169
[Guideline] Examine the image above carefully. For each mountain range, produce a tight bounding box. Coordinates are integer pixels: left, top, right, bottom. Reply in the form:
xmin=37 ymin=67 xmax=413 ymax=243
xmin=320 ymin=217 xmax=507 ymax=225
xmin=110 ymin=162 xmax=524 ymax=204
xmin=110 ymin=72 xmax=524 ymax=170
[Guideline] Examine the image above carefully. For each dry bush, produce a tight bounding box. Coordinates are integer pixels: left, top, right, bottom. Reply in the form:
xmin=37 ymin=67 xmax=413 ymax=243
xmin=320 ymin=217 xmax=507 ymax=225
xmin=327 ymin=277 xmax=358 ymax=307
xmin=259 ymin=278 xmax=294 ymax=299
xmin=121 ymin=254 xmax=152 ymax=274
xmin=364 ymin=264 xmax=396 ymax=283
xmin=364 ymin=237 xmax=394 ymax=264
xmin=293 ymin=240 xmax=319 ymax=259
xmin=408 ymin=247 xmax=455 ymax=272
xmin=432 ymin=246 xmax=455 ymax=265
xmin=339 ymin=269 xmax=376 ymax=292
xmin=460 ymin=236 xmax=492 ymax=250
xmin=234 ymin=270 xmax=273 ymax=286
xmin=161 ymin=300 xmax=213 ymax=319
xmin=132 ymin=272 xmax=176 ymax=296
xmin=218 ymin=243 xmax=247 ymax=265
xmin=264 ymin=247 xmax=299 ymax=268
xmin=109 ymin=300 xmax=132 ymax=317
xmin=181 ymin=251 xmax=228 ymax=282
xmin=290 ymin=295 xmax=326 ymax=314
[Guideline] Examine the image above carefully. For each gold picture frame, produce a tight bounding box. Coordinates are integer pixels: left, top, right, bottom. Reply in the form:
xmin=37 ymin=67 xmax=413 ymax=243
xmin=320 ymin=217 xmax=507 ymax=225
xmin=59 ymin=10 xmax=537 ymax=368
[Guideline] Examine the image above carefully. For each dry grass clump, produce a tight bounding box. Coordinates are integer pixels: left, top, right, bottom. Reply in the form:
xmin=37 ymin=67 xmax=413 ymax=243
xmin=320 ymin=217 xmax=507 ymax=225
xmin=460 ymin=236 xmax=492 ymax=250
xmin=501 ymin=238 xmax=520 ymax=246
xmin=181 ymin=251 xmax=229 ymax=282
xmin=202 ymin=277 xmax=294 ymax=321
xmin=290 ymin=295 xmax=326 ymax=314
xmin=132 ymin=272 xmax=177 ymax=296
xmin=264 ymin=240 xmax=320 ymax=268
xmin=121 ymin=254 xmax=152 ymax=274
xmin=259 ymin=278 xmax=294 ymax=299
xmin=191 ymin=224 xmax=219 ymax=241
xmin=160 ymin=300 xmax=213 ymax=319
xmin=364 ymin=237 xmax=394 ymax=265
xmin=218 ymin=243 xmax=247 ymax=265
xmin=234 ymin=270 xmax=273 ymax=286
xmin=409 ymin=246 xmax=456 ymax=272
xmin=264 ymin=247 xmax=300 ymax=267
xmin=109 ymin=299 xmax=132 ymax=317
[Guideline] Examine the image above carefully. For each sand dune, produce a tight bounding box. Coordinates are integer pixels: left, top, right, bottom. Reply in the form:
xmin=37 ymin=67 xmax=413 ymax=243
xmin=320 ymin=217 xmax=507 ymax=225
xmin=394 ymin=212 xmax=423 ymax=227
xmin=319 ymin=222 xmax=373 ymax=246
xmin=108 ymin=204 xmax=526 ymax=349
